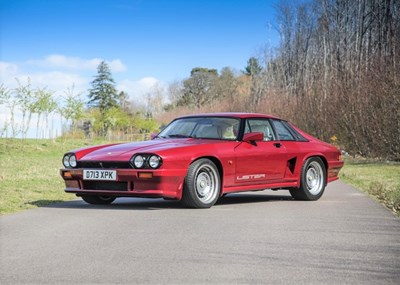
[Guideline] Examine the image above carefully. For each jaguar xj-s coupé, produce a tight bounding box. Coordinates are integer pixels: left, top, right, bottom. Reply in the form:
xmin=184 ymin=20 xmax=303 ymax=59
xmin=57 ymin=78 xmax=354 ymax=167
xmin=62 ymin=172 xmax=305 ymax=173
xmin=60 ymin=113 xmax=343 ymax=208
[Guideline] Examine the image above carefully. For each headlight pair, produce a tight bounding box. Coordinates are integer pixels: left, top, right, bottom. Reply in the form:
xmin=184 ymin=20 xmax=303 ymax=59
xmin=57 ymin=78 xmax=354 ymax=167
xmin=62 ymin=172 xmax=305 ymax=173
xmin=131 ymin=154 xmax=162 ymax=169
xmin=63 ymin=154 xmax=77 ymax=168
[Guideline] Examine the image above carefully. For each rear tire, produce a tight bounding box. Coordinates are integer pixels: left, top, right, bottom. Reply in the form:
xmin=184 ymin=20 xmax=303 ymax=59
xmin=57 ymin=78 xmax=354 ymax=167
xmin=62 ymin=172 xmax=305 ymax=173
xmin=181 ymin=159 xmax=221 ymax=208
xmin=289 ymin=157 xmax=326 ymax=201
xmin=81 ymin=195 xmax=116 ymax=205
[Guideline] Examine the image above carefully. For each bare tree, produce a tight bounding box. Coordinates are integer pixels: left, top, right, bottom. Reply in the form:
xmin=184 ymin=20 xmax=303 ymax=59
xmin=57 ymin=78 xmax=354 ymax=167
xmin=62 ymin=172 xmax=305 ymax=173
xmin=178 ymin=68 xmax=219 ymax=109
xmin=0 ymin=83 xmax=18 ymax=137
xmin=61 ymin=85 xmax=84 ymax=135
xmin=14 ymin=78 xmax=36 ymax=138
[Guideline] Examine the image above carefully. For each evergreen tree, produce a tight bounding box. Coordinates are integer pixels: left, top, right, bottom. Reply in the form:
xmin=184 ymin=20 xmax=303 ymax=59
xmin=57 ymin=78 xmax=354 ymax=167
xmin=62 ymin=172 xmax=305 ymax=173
xmin=88 ymin=61 xmax=118 ymax=115
xmin=244 ymin=57 xmax=262 ymax=76
xmin=88 ymin=61 xmax=119 ymax=135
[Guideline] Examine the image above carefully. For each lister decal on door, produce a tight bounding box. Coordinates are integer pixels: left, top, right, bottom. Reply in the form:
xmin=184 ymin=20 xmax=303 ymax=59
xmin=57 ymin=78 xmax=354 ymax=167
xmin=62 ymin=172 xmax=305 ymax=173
xmin=237 ymin=174 xmax=266 ymax=181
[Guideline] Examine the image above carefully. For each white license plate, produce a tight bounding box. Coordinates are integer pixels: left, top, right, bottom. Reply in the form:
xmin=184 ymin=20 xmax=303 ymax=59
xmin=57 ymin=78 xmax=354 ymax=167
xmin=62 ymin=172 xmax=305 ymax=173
xmin=83 ymin=170 xmax=117 ymax=181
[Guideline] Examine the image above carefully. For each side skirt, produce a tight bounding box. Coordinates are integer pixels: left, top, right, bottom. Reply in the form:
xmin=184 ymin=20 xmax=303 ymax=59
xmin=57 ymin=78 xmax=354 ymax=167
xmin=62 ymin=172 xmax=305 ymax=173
xmin=223 ymin=180 xmax=298 ymax=194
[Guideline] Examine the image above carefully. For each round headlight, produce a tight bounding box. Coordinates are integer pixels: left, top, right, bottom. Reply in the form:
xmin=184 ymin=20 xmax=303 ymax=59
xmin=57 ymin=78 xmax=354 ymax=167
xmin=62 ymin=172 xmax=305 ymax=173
xmin=63 ymin=155 xmax=71 ymax=168
xmin=69 ymin=154 xmax=77 ymax=168
xmin=133 ymin=155 xmax=144 ymax=168
xmin=149 ymin=155 xmax=161 ymax=169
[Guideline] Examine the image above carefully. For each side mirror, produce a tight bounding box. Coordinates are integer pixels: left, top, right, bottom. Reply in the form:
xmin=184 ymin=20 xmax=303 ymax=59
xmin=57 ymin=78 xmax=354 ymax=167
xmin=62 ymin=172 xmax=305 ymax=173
xmin=243 ymin=132 xmax=264 ymax=143
xmin=150 ymin=133 xmax=158 ymax=140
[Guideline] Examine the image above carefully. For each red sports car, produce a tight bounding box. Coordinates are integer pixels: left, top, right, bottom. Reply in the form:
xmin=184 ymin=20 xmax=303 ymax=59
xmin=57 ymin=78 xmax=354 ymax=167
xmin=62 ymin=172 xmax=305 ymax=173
xmin=60 ymin=113 xmax=343 ymax=208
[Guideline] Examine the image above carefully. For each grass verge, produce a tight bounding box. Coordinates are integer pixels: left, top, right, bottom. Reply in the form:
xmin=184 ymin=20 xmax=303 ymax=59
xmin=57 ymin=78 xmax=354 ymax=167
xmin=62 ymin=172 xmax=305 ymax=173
xmin=0 ymin=138 xmax=113 ymax=215
xmin=340 ymin=159 xmax=400 ymax=216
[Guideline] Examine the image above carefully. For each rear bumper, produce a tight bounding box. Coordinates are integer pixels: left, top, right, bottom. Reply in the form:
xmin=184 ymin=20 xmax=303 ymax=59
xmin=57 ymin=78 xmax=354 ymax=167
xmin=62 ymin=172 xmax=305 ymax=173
xmin=327 ymin=160 xmax=344 ymax=183
xmin=60 ymin=168 xmax=187 ymax=200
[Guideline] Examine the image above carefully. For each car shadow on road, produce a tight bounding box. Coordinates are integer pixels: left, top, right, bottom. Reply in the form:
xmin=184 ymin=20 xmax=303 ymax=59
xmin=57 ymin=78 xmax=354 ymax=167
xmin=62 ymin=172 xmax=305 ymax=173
xmin=217 ymin=193 xmax=293 ymax=206
xmin=28 ymin=198 xmax=183 ymax=211
xmin=29 ymin=192 xmax=294 ymax=211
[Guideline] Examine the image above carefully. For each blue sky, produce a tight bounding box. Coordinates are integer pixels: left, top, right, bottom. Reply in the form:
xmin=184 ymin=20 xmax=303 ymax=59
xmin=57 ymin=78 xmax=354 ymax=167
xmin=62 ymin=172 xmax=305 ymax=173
xmin=1 ymin=0 xmax=279 ymax=100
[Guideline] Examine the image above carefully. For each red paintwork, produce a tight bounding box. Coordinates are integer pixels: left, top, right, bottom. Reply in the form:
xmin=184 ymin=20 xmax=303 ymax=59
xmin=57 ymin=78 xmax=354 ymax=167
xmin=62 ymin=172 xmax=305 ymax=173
xmin=60 ymin=113 xmax=344 ymax=200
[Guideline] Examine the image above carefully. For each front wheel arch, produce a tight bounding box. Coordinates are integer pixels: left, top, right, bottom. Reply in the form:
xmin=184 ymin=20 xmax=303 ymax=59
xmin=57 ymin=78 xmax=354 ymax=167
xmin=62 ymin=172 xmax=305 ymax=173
xmin=181 ymin=158 xmax=222 ymax=208
xmin=80 ymin=195 xmax=116 ymax=205
xmin=191 ymin=156 xmax=224 ymax=195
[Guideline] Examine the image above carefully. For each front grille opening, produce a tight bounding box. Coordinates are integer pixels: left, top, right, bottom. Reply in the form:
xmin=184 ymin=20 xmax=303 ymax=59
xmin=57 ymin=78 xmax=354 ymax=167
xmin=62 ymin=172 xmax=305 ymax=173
xmin=78 ymin=161 xmax=132 ymax=169
xmin=82 ymin=181 xmax=128 ymax=191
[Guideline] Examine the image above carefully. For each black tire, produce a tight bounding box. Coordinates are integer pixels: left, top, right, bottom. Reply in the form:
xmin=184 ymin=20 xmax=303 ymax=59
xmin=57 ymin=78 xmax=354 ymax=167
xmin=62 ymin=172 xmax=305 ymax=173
xmin=181 ymin=158 xmax=221 ymax=208
xmin=81 ymin=195 xmax=116 ymax=205
xmin=289 ymin=157 xmax=326 ymax=201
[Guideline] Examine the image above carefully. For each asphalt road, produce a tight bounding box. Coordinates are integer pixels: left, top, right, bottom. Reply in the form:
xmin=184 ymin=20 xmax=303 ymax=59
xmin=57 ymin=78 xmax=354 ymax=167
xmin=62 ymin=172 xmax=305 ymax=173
xmin=1 ymin=181 xmax=399 ymax=284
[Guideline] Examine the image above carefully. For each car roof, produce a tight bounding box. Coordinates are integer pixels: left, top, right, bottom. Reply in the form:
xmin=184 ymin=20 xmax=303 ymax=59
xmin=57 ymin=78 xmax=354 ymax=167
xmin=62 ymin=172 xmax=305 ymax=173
xmin=177 ymin=112 xmax=280 ymax=120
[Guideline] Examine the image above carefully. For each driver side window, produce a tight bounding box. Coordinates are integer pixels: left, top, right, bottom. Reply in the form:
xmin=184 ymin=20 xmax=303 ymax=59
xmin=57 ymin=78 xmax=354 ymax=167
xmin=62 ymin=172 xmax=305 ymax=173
xmin=245 ymin=119 xmax=276 ymax=141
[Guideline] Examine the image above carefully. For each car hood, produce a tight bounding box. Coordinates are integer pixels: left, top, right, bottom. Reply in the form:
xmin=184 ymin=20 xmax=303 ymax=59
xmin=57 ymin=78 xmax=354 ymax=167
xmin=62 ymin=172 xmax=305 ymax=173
xmin=80 ymin=138 xmax=226 ymax=161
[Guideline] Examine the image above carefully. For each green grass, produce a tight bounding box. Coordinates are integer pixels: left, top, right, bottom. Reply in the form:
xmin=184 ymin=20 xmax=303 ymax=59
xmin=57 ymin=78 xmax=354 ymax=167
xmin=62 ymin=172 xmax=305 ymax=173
xmin=340 ymin=159 xmax=400 ymax=216
xmin=1 ymin=139 xmax=400 ymax=215
xmin=0 ymin=138 xmax=114 ymax=215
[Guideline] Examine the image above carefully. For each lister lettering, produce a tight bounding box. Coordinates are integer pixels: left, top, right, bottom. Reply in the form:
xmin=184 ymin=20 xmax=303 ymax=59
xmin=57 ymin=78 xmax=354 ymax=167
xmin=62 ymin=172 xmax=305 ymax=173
xmin=237 ymin=174 xmax=266 ymax=180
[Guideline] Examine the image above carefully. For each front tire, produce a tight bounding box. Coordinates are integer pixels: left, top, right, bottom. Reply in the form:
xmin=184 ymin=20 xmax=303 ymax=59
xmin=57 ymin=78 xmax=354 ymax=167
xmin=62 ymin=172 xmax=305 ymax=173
xmin=81 ymin=195 xmax=116 ymax=205
xmin=181 ymin=159 xmax=221 ymax=208
xmin=289 ymin=157 xmax=326 ymax=201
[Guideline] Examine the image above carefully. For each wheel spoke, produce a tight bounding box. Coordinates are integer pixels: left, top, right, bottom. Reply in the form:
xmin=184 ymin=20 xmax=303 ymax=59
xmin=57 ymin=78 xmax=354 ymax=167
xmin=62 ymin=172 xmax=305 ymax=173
xmin=195 ymin=165 xmax=219 ymax=204
xmin=306 ymin=161 xmax=324 ymax=195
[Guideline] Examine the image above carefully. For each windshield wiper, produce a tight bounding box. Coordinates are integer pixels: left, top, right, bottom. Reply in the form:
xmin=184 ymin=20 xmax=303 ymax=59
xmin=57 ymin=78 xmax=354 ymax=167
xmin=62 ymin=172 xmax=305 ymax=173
xmin=167 ymin=134 xmax=193 ymax=138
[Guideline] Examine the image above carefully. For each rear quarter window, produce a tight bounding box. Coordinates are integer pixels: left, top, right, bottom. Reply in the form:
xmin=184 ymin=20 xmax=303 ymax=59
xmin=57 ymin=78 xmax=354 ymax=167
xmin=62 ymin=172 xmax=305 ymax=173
xmin=282 ymin=121 xmax=308 ymax=142
xmin=271 ymin=120 xmax=296 ymax=141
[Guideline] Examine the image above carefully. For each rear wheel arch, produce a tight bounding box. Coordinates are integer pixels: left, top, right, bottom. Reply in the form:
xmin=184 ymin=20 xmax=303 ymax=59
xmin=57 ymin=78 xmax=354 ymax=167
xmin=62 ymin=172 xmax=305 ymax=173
xmin=302 ymin=155 xmax=328 ymax=184
xmin=290 ymin=156 xmax=327 ymax=201
xmin=314 ymin=155 xmax=328 ymax=185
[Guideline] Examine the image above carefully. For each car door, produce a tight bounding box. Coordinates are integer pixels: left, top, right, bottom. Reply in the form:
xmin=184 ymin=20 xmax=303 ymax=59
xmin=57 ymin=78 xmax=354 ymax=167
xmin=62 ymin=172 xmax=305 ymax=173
xmin=234 ymin=119 xmax=287 ymax=184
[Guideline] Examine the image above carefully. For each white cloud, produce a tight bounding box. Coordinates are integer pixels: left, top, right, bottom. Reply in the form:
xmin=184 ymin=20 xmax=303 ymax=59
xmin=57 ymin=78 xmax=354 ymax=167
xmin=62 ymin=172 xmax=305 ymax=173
xmin=108 ymin=59 xmax=126 ymax=72
xmin=27 ymin=54 xmax=127 ymax=72
xmin=1 ymin=58 xmax=166 ymax=105
xmin=1 ymin=54 xmax=127 ymax=96
xmin=117 ymin=77 xmax=167 ymax=103
xmin=0 ymin=62 xmax=19 ymax=77
xmin=139 ymin=77 xmax=159 ymax=86
xmin=19 ymin=72 xmax=88 ymax=95
xmin=0 ymin=62 xmax=88 ymax=98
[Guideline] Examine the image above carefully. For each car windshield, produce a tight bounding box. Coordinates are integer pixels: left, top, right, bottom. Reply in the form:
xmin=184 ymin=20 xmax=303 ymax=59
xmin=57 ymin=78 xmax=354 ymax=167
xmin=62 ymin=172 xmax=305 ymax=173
xmin=157 ymin=117 xmax=240 ymax=140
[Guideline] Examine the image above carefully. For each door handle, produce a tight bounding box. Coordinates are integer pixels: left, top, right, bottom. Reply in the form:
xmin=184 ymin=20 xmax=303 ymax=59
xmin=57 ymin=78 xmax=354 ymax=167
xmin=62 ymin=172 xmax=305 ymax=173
xmin=274 ymin=143 xmax=282 ymax=148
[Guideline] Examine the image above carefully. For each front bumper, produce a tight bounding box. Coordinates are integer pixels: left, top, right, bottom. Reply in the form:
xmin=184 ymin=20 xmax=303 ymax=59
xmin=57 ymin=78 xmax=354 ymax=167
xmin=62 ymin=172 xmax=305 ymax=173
xmin=60 ymin=168 xmax=187 ymax=200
